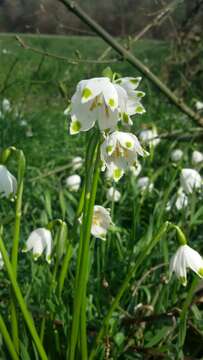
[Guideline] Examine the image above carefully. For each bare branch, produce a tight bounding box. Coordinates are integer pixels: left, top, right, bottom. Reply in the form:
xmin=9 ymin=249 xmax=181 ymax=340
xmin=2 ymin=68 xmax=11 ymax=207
xmin=57 ymin=0 xmax=203 ymax=127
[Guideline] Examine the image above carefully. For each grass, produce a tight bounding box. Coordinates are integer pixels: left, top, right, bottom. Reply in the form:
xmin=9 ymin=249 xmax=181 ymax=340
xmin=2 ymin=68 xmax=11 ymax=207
xmin=0 ymin=33 xmax=203 ymax=359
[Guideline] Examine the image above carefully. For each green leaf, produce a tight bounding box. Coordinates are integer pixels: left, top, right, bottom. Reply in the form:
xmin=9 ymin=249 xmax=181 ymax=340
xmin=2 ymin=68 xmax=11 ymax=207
xmin=102 ymin=67 xmax=113 ymax=80
xmin=145 ymin=326 xmax=170 ymax=348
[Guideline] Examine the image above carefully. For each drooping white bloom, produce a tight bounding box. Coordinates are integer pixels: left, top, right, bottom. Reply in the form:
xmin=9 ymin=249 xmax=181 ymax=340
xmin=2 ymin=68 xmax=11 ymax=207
xmin=2 ymin=98 xmax=11 ymax=112
xmin=139 ymin=127 xmax=160 ymax=147
xmin=195 ymin=101 xmax=203 ymax=111
xmin=69 ymin=76 xmax=145 ymax=134
xmin=91 ymin=205 xmax=112 ymax=240
xmin=170 ymin=244 xmax=203 ymax=286
xmin=101 ymin=131 xmax=145 ymax=182
xmin=71 ymin=156 xmax=83 ymax=171
xmin=166 ymin=188 xmax=188 ymax=212
xmin=65 ymin=174 xmax=81 ymax=191
xmin=171 ymin=149 xmax=183 ymax=162
xmin=175 ymin=188 xmax=188 ymax=210
xmin=106 ymin=187 xmax=121 ymax=202
xmin=129 ymin=162 xmax=142 ymax=177
xmin=0 ymin=252 xmax=3 ymax=269
xmin=20 ymin=119 xmax=28 ymax=127
xmin=137 ymin=176 xmax=153 ymax=192
xmin=22 ymin=228 xmax=52 ymax=263
xmin=180 ymin=168 xmax=202 ymax=194
xmin=192 ymin=150 xmax=203 ymax=165
xmin=0 ymin=165 xmax=17 ymax=198
xmin=26 ymin=128 xmax=33 ymax=138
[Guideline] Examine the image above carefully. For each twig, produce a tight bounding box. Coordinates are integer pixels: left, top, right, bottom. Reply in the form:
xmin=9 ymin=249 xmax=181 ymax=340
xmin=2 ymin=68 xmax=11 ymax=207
xmin=0 ymin=57 xmax=19 ymax=95
xmin=29 ymin=163 xmax=72 ymax=182
xmin=57 ymin=0 xmax=203 ymax=127
xmin=99 ymin=0 xmax=181 ymax=60
xmin=15 ymin=35 xmax=118 ymax=65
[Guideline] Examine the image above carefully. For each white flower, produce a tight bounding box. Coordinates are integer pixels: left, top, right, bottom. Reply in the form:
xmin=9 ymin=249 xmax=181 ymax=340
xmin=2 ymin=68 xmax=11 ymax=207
xmin=192 ymin=150 xmax=203 ymax=165
xmin=26 ymin=128 xmax=33 ymax=137
xmin=23 ymin=228 xmax=52 ymax=263
xmin=91 ymin=205 xmax=112 ymax=240
xmin=195 ymin=101 xmax=203 ymax=111
xmin=175 ymin=188 xmax=188 ymax=210
xmin=69 ymin=76 xmax=145 ymax=134
xmin=0 ymin=252 xmax=3 ymax=269
xmin=171 ymin=149 xmax=183 ymax=162
xmin=170 ymin=244 xmax=203 ymax=286
xmin=106 ymin=187 xmax=121 ymax=202
xmin=71 ymin=156 xmax=83 ymax=171
xmin=180 ymin=168 xmax=202 ymax=194
xmin=129 ymin=162 xmax=142 ymax=177
xmin=101 ymin=131 xmax=145 ymax=182
xmin=139 ymin=127 xmax=160 ymax=147
xmin=65 ymin=174 xmax=81 ymax=191
xmin=2 ymin=98 xmax=11 ymax=112
xmin=0 ymin=165 xmax=17 ymax=198
xmin=20 ymin=120 xmax=28 ymax=127
xmin=137 ymin=176 xmax=153 ymax=192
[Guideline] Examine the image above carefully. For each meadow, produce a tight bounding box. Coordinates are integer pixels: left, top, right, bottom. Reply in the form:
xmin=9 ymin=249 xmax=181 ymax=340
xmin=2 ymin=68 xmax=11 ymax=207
xmin=0 ymin=33 xmax=203 ymax=359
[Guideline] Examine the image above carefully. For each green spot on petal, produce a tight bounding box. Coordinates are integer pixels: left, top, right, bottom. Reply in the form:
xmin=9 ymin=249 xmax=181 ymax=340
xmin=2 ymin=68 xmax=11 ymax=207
xmin=125 ymin=141 xmax=132 ymax=148
xmin=135 ymin=105 xmax=144 ymax=113
xmin=106 ymin=145 xmax=113 ymax=154
xmin=109 ymin=98 xmax=115 ymax=107
xmin=123 ymin=112 xmax=129 ymax=123
xmin=82 ymin=87 xmax=92 ymax=99
xmin=130 ymin=79 xmax=138 ymax=85
xmin=198 ymin=268 xmax=203 ymax=277
xmin=113 ymin=168 xmax=122 ymax=181
xmin=71 ymin=120 xmax=81 ymax=134
xmin=46 ymin=255 xmax=51 ymax=264
xmin=136 ymin=92 xmax=144 ymax=98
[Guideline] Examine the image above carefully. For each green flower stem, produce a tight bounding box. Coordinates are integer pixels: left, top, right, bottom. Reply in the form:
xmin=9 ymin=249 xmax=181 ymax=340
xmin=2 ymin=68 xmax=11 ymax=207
xmin=89 ymin=221 xmax=169 ymax=360
xmin=10 ymin=149 xmax=25 ymax=353
xmin=68 ymin=135 xmax=100 ymax=360
xmin=79 ymin=143 xmax=101 ymax=360
xmin=75 ymin=134 xmax=99 ymax=288
xmin=169 ymin=223 xmax=187 ymax=246
xmin=0 ymin=235 xmax=48 ymax=360
xmin=0 ymin=314 xmax=19 ymax=360
xmin=178 ymin=277 xmax=198 ymax=349
xmin=58 ymin=243 xmax=73 ymax=297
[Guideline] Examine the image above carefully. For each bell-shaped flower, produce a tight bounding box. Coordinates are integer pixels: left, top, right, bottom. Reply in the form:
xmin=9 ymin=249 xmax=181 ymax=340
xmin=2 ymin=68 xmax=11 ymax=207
xmin=195 ymin=100 xmax=203 ymax=111
xmin=114 ymin=76 xmax=146 ymax=125
xmin=22 ymin=228 xmax=52 ymax=263
xmin=65 ymin=174 xmax=81 ymax=191
xmin=0 ymin=165 xmax=17 ymax=198
xmin=101 ymin=131 xmax=145 ymax=182
xmin=170 ymin=244 xmax=203 ymax=286
xmin=139 ymin=127 xmax=160 ymax=147
xmin=91 ymin=205 xmax=112 ymax=240
xmin=192 ymin=150 xmax=203 ymax=166
xmin=166 ymin=188 xmax=188 ymax=212
xmin=137 ymin=176 xmax=153 ymax=192
xmin=0 ymin=251 xmax=3 ymax=269
xmin=171 ymin=149 xmax=183 ymax=162
xmin=71 ymin=156 xmax=83 ymax=171
xmin=129 ymin=162 xmax=142 ymax=177
xmin=106 ymin=187 xmax=121 ymax=202
xmin=2 ymin=98 xmax=11 ymax=112
xmin=175 ymin=188 xmax=188 ymax=210
xmin=180 ymin=168 xmax=202 ymax=194
xmin=69 ymin=76 xmax=145 ymax=134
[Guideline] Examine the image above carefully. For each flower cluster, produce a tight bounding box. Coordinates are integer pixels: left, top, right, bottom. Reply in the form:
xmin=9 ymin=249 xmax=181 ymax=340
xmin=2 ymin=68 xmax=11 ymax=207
xmin=67 ymin=75 xmax=146 ymax=183
xmin=68 ymin=76 xmax=145 ymax=135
